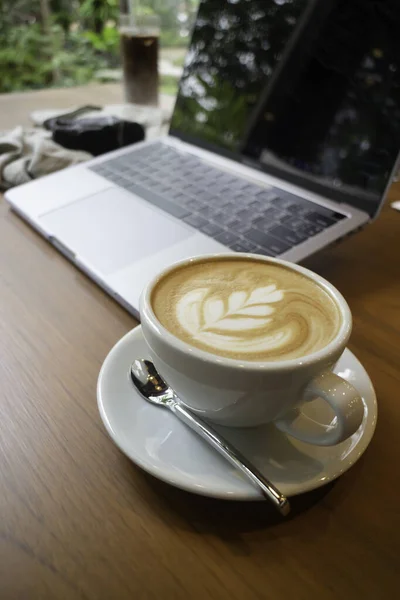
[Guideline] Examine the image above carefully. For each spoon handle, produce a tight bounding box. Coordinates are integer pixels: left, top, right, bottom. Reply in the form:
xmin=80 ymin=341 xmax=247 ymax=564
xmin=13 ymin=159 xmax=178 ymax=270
xmin=170 ymin=400 xmax=290 ymax=516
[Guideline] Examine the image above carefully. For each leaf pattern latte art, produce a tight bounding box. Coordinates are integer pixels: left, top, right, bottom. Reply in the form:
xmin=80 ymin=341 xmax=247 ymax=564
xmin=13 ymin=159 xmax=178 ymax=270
xmin=176 ymin=285 xmax=287 ymax=354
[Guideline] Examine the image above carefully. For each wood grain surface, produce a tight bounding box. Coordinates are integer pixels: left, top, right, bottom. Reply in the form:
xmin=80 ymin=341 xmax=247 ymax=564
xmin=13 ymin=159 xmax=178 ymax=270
xmin=1 ymin=183 xmax=400 ymax=600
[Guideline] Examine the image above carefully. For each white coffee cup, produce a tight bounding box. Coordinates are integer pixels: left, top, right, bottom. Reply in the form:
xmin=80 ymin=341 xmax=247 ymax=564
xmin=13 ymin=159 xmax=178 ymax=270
xmin=140 ymin=254 xmax=364 ymax=446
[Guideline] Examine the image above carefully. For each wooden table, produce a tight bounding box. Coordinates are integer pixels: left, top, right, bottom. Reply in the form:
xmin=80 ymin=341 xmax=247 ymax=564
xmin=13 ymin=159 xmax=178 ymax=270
xmin=1 ymin=183 xmax=400 ymax=600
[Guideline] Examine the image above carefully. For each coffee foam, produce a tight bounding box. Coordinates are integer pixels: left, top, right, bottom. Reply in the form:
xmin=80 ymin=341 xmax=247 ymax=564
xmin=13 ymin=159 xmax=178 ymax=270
xmin=151 ymin=258 xmax=341 ymax=362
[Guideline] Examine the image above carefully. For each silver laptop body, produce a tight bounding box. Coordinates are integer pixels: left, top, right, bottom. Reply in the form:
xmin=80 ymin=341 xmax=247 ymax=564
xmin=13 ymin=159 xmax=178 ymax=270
xmin=6 ymin=0 xmax=398 ymax=317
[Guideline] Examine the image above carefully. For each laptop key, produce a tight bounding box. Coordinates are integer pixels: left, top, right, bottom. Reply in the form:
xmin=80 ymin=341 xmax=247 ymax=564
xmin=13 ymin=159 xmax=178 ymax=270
xmin=261 ymin=237 xmax=293 ymax=254
xmin=200 ymin=223 xmax=224 ymax=237
xmin=126 ymin=183 xmax=191 ymax=219
xmin=268 ymin=225 xmax=308 ymax=245
xmin=207 ymin=196 xmax=228 ymax=208
xmin=281 ymin=216 xmax=308 ymax=228
xmin=217 ymin=199 xmax=235 ymax=210
xmin=253 ymin=217 xmax=276 ymax=233
xmin=106 ymin=173 xmax=126 ymax=183
xmin=245 ymin=229 xmax=293 ymax=254
xmin=179 ymin=182 xmax=194 ymax=191
xmin=212 ymin=212 xmax=231 ymax=226
xmin=197 ymin=190 xmax=216 ymax=203
xmin=216 ymin=173 xmax=237 ymax=185
xmin=270 ymin=196 xmax=295 ymax=209
xmin=97 ymin=168 xmax=115 ymax=178
xmin=170 ymin=180 xmax=187 ymax=192
xmin=191 ymin=164 xmax=208 ymax=174
xmin=304 ymin=212 xmax=337 ymax=227
xmin=283 ymin=216 xmax=323 ymax=236
xmin=236 ymin=195 xmax=259 ymax=208
xmin=287 ymin=204 xmax=305 ymax=214
xmin=190 ymin=174 xmax=204 ymax=183
xmin=112 ymin=176 xmax=131 ymax=186
xmin=183 ymin=214 xmax=209 ymax=229
xmin=198 ymin=206 xmax=217 ymax=218
xmin=256 ymin=190 xmax=278 ymax=202
xmin=186 ymin=198 xmax=206 ymax=211
xmin=239 ymin=184 xmax=260 ymax=196
xmin=200 ymin=222 xmax=224 ymax=237
xmin=113 ymin=163 xmax=132 ymax=174
xmin=172 ymin=193 xmax=193 ymax=206
xmin=157 ymin=183 xmax=173 ymax=196
xmin=213 ymin=184 xmax=230 ymax=195
xmin=247 ymin=198 xmax=269 ymax=211
xmin=229 ymin=219 xmax=255 ymax=233
xmin=185 ymin=184 xmax=203 ymax=195
xmin=235 ymin=209 xmax=256 ymax=222
xmin=300 ymin=223 xmax=324 ymax=236
xmin=229 ymin=179 xmax=252 ymax=191
xmin=257 ymin=247 xmax=278 ymax=257
xmin=215 ymin=231 xmax=241 ymax=246
xmin=255 ymin=207 xmax=285 ymax=223
xmin=230 ymin=240 xmax=258 ymax=252
xmin=162 ymin=173 xmax=179 ymax=183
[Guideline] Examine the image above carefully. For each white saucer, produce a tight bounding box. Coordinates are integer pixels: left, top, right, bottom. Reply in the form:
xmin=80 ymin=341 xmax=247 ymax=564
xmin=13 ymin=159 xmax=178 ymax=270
xmin=97 ymin=326 xmax=377 ymax=500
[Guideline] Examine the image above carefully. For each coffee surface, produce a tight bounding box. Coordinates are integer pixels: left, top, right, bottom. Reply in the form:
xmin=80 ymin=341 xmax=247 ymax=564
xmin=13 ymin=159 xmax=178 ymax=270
xmin=151 ymin=258 xmax=341 ymax=361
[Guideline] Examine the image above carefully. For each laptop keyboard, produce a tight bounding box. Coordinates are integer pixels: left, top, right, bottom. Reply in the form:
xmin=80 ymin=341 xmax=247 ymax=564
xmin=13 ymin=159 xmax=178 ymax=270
xmin=90 ymin=142 xmax=346 ymax=257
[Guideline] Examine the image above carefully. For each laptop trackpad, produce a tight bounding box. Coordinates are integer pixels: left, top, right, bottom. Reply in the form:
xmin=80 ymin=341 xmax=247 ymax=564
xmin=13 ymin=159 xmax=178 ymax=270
xmin=40 ymin=188 xmax=193 ymax=275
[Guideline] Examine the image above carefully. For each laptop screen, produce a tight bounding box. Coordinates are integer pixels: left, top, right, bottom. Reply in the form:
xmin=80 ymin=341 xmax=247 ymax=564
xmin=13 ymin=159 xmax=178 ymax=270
xmin=170 ymin=0 xmax=400 ymax=217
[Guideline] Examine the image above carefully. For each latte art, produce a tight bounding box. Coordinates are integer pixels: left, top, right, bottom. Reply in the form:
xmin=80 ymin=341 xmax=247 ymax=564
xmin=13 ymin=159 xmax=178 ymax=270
xmin=177 ymin=285 xmax=284 ymax=353
xmin=152 ymin=258 xmax=341 ymax=361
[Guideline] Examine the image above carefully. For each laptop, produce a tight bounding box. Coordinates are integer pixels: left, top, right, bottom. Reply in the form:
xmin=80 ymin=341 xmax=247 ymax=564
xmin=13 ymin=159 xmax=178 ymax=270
xmin=6 ymin=0 xmax=400 ymax=317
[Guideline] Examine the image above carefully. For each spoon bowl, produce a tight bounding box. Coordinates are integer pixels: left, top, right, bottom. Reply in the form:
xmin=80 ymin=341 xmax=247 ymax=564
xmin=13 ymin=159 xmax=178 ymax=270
xmin=130 ymin=359 xmax=173 ymax=405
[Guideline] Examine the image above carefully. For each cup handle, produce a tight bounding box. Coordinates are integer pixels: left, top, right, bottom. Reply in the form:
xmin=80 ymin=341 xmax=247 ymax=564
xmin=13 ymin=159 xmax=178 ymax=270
xmin=274 ymin=371 xmax=364 ymax=446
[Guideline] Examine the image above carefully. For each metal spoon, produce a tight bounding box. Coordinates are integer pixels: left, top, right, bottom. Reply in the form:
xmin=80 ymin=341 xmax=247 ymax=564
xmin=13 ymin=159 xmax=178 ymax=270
xmin=130 ymin=359 xmax=290 ymax=516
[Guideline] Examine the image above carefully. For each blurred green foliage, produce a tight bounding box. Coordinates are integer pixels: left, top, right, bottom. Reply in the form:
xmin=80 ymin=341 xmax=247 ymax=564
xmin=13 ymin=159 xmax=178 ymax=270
xmin=0 ymin=0 xmax=198 ymax=93
xmin=83 ymin=25 xmax=120 ymax=59
xmin=0 ymin=23 xmax=111 ymax=92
